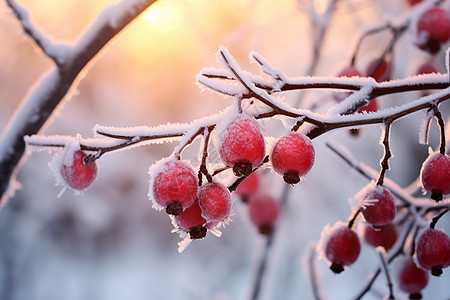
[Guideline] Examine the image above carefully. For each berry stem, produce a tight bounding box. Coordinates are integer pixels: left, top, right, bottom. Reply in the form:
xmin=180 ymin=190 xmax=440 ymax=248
xmin=354 ymin=218 xmax=415 ymax=299
xmin=198 ymin=126 xmax=215 ymax=185
xmin=348 ymin=208 xmax=361 ymax=229
xmin=307 ymin=244 xmax=323 ymax=300
xmin=377 ymin=249 xmax=395 ymax=300
xmin=430 ymin=207 xmax=450 ymax=229
xmin=431 ymin=104 xmax=446 ymax=155
xmin=376 ymin=121 xmax=393 ymax=186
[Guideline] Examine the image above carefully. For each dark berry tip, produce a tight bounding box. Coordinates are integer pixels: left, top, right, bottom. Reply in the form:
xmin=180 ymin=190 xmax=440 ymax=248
xmin=189 ymin=226 xmax=207 ymax=240
xmin=283 ymin=172 xmax=300 ymax=185
xmin=166 ymin=202 xmax=183 ymax=215
xmin=349 ymin=128 xmax=361 ymax=137
xmin=431 ymin=192 xmax=443 ymax=202
xmin=258 ymin=223 xmax=274 ymax=236
xmin=233 ymin=162 xmax=253 ymax=177
xmin=330 ymin=262 xmax=344 ymax=274
xmin=409 ymin=292 xmax=422 ymax=300
xmin=431 ymin=266 xmax=443 ymax=277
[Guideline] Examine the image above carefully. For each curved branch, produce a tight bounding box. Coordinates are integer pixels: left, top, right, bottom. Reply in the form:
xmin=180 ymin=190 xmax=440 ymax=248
xmin=0 ymin=0 xmax=158 ymax=205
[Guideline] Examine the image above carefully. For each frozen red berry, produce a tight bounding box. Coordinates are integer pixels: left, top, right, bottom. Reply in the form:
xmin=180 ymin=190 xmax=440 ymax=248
xmin=235 ymin=171 xmax=260 ymax=203
xmin=366 ymin=58 xmax=391 ymax=82
xmin=357 ymin=99 xmax=378 ymax=114
xmin=416 ymin=63 xmax=438 ymax=75
xmin=61 ymin=150 xmax=98 ymax=190
xmin=324 ymin=225 xmax=361 ymax=274
xmin=420 ymin=153 xmax=450 ymax=201
xmin=198 ymin=182 xmax=232 ymax=223
xmin=397 ymin=257 xmax=429 ymax=299
xmin=358 ymin=184 xmax=396 ymax=227
xmin=248 ymin=193 xmax=280 ymax=235
xmin=271 ymin=133 xmax=315 ymax=184
xmin=363 ymin=223 xmax=398 ymax=251
xmin=218 ymin=115 xmax=265 ymax=177
xmin=406 ymin=0 xmax=423 ymax=6
xmin=416 ymin=228 xmax=450 ymax=277
xmin=417 ymin=8 xmax=450 ymax=54
xmin=332 ymin=66 xmax=361 ymax=102
xmin=151 ymin=160 xmax=198 ymax=215
xmin=175 ymin=201 xmax=207 ymax=240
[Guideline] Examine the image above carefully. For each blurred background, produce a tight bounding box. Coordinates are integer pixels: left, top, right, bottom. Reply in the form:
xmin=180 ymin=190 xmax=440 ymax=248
xmin=0 ymin=0 xmax=449 ymax=299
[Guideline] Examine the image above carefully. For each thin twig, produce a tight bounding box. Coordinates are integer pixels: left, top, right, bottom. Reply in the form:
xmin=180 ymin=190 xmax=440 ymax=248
xmin=376 ymin=121 xmax=392 ymax=186
xmin=377 ymin=249 xmax=395 ymax=300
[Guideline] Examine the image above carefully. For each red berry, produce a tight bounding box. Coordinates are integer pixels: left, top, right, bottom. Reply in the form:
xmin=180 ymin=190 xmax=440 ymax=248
xmin=358 ymin=184 xmax=396 ymax=227
xmin=397 ymin=257 xmax=429 ymax=299
xmin=271 ymin=133 xmax=315 ymax=184
xmin=366 ymin=58 xmax=391 ymax=82
xmin=416 ymin=63 xmax=438 ymax=75
xmin=416 ymin=228 xmax=450 ymax=277
xmin=235 ymin=171 xmax=260 ymax=202
xmin=198 ymin=182 xmax=232 ymax=223
xmin=175 ymin=201 xmax=207 ymax=240
xmin=218 ymin=115 xmax=265 ymax=177
xmin=61 ymin=150 xmax=98 ymax=190
xmin=151 ymin=160 xmax=198 ymax=215
xmin=420 ymin=153 xmax=450 ymax=201
xmin=332 ymin=66 xmax=361 ymax=102
xmin=324 ymin=225 xmax=361 ymax=274
xmin=417 ymin=8 xmax=450 ymax=54
xmin=406 ymin=0 xmax=423 ymax=6
xmin=248 ymin=193 xmax=280 ymax=235
xmin=363 ymin=223 xmax=398 ymax=251
xmin=357 ymin=99 xmax=378 ymax=114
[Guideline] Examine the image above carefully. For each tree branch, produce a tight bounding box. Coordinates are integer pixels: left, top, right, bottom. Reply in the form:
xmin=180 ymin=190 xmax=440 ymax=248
xmin=0 ymin=0 xmax=158 ymax=205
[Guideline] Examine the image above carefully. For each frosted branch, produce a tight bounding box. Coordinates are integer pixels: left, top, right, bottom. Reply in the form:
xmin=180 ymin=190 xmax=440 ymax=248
xmin=0 ymin=0 xmax=158 ymax=205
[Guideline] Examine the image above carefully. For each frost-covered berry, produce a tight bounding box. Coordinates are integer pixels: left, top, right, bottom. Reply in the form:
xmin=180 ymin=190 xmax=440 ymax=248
xmin=248 ymin=193 xmax=280 ymax=235
xmin=416 ymin=228 xmax=450 ymax=277
xmin=358 ymin=184 xmax=396 ymax=227
xmin=366 ymin=58 xmax=391 ymax=82
xmin=175 ymin=201 xmax=207 ymax=240
xmin=417 ymin=8 xmax=450 ymax=54
xmin=420 ymin=153 xmax=450 ymax=201
xmin=151 ymin=160 xmax=198 ymax=215
xmin=235 ymin=171 xmax=260 ymax=203
xmin=198 ymin=182 xmax=232 ymax=223
xmin=324 ymin=225 xmax=361 ymax=274
xmin=363 ymin=223 xmax=398 ymax=251
xmin=271 ymin=133 xmax=315 ymax=184
xmin=397 ymin=257 xmax=429 ymax=300
xmin=218 ymin=115 xmax=265 ymax=177
xmin=61 ymin=150 xmax=98 ymax=190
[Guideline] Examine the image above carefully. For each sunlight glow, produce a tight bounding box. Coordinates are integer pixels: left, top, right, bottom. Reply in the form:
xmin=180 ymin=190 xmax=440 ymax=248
xmin=314 ymin=0 xmax=327 ymax=14
xmin=143 ymin=0 xmax=182 ymax=33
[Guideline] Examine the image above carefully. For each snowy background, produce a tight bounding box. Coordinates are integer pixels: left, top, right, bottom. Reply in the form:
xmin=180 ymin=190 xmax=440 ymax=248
xmin=0 ymin=0 xmax=449 ymax=299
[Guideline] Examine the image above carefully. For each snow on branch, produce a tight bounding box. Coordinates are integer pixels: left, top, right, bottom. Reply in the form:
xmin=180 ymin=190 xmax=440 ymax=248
xmin=0 ymin=0 xmax=159 ymax=205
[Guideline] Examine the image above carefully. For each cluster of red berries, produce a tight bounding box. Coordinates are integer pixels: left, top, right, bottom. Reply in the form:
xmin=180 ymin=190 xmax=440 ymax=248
xmin=396 ymin=227 xmax=450 ymax=299
xmin=150 ymin=159 xmax=232 ymax=240
xmin=143 ymin=114 xmax=315 ymax=243
xmin=320 ymin=182 xmax=397 ymax=274
xmin=218 ymin=114 xmax=315 ymax=184
xmin=319 ymin=172 xmax=449 ymax=299
xmin=236 ymin=171 xmax=280 ymax=235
